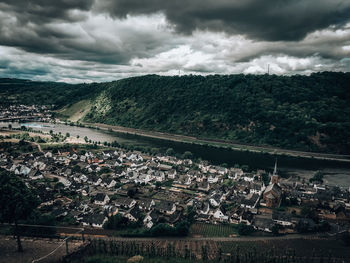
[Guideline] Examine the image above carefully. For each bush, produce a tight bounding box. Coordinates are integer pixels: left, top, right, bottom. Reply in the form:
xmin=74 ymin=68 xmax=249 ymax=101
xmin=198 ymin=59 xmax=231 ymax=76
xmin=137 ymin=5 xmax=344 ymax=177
xmin=237 ymin=223 xmax=254 ymax=235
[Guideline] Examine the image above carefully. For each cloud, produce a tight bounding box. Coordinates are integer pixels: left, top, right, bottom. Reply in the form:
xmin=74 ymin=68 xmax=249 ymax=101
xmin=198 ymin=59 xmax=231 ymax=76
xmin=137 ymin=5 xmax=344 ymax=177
xmin=0 ymin=9 xmax=180 ymax=64
xmin=0 ymin=0 xmax=349 ymax=82
xmin=96 ymin=0 xmax=350 ymax=41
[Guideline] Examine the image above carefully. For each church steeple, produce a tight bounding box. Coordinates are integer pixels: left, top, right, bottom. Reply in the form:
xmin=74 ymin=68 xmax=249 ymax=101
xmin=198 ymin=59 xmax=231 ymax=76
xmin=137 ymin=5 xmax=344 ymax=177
xmin=271 ymin=158 xmax=279 ymax=184
xmin=273 ymin=158 xmax=278 ymax=176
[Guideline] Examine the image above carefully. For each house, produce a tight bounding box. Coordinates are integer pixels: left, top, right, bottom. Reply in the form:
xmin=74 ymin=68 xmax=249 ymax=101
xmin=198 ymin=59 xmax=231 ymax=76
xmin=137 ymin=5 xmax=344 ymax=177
xmin=153 ymin=171 xmax=165 ymax=182
xmin=158 ymin=164 xmax=172 ymax=171
xmin=240 ymin=210 xmax=254 ymax=225
xmin=229 ymin=168 xmax=244 ymax=180
xmin=106 ymin=206 xmax=119 ymax=217
xmin=209 ymin=193 xmax=223 ymax=207
xmin=144 ymin=210 xmax=160 ymax=228
xmin=263 ymin=183 xmax=282 ymax=208
xmin=213 ymin=209 xmax=228 ymax=222
xmin=191 ymin=200 xmax=210 ymax=215
xmin=103 ymin=178 xmax=117 ymax=188
xmin=198 ymin=181 xmax=210 ymax=192
xmin=253 ymin=214 xmax=275 ymax=232
xmin=135 ymin=174 xmax=152 ymax=184
xmin=250 ymin=182 xmax=266 ymax=195
xmin=156 ymin=200 xmax=176 ymax=215
xmin=94 ymin=193 xmax=110 ymax=206
xmin=178 ymin=174 xmax=191 ymax=185
xmin=272 ymin=211 xmax=293 ymax=226
xmin=125 ymin=206 xmax=141 ymax=222
xmin=240 ymin=193 xmax=260 ymax=209
xmin=138 ymin=199 xmax=155 ymax=211
xmin=242 ymin=173 xmax=255 ymax=182
xmin=208 ymin=175 xmax=219 ymax=184
xmin=196 ymin=213 xmax=211 ymax=222
xmin=28 ymin=169 xmax=43 ymax=180
xmin=114 ymin=197 xmax=136 ymax=209
xmin=82 ymin=214 xmax=108 ymax=228
xmin=14 ymin=165 xmax=31 ymax=176
xmin=167 ymin=169 xmax=177 ymax=179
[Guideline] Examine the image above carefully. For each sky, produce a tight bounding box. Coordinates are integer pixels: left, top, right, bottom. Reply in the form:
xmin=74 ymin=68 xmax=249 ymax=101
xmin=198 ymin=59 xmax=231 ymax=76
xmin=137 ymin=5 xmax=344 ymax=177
xmin=0 ymin=0 xmax=349 ymax=83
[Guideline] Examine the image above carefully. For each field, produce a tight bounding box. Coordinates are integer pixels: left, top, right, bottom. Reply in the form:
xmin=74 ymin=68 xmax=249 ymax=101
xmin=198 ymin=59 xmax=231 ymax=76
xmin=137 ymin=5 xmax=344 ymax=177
xmin=63 ymin=237 xmax=350 ymax=263
xmin=189 ymin=223 xmax=238 ymax=237
xmin=0 ymin=236 xmax=83 ymax=263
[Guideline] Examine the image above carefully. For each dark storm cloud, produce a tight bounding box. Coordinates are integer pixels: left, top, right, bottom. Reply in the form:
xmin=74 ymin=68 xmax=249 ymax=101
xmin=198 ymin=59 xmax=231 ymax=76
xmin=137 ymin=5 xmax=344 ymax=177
xmin=0 ymin=0 xmax=94 ymax=24
xmin=0 ymin=2 xmax=177 ymax=65
xmin=97 ymin=0 xmax=350 ymax=41
xmin=0 ymin=0 xmax=348 ymax=82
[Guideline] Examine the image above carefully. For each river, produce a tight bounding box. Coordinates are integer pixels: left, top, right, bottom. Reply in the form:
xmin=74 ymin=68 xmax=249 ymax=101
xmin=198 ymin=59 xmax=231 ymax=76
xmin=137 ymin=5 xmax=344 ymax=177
xmin=1 ymin=121 xmax=350 ymax=187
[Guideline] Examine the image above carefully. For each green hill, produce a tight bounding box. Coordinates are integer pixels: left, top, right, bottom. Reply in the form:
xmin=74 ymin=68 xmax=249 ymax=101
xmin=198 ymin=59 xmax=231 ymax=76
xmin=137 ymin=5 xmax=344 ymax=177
xmin=1 ymin=72 xmax=350 ymax=154
xmin=83 ymin=73 xmax=350 ymax=154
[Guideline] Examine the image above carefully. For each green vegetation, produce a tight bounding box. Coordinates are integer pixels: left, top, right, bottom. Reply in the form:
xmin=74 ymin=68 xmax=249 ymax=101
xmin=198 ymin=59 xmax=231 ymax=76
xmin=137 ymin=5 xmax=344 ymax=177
xmin=189 ymin=223 xmax=238 ymax=237
xmin=0 ymin=78 xmax=99 ymax=108
xmin=83 ymin=73 xmax=350 ymax=154
xmin=309 ymin=170 xmax=324 ymax=183
xmin=0 ymin=169 xmax=39 ymax=251
xmin=2 ymin=72 xmax=350 ymax=153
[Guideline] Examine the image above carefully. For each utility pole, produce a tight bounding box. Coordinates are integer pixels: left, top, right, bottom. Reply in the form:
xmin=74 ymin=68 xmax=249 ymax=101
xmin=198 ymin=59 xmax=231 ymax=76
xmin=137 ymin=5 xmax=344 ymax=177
xmin=267 ymin=64 xmax=270 ymax=75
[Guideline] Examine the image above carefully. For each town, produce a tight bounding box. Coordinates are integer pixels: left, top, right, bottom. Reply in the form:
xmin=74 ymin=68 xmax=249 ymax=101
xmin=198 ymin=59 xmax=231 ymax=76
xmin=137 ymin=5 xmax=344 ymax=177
xmin=0 ymin=104 xmax=53 ymax=122
xmin=0 ymin=130 xmax=349 ymax=237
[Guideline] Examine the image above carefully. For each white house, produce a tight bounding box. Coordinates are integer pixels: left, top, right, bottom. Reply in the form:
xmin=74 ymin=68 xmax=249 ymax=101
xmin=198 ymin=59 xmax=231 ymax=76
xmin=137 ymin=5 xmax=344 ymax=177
xmin=213 ymin=209 xmax=228 ymax=221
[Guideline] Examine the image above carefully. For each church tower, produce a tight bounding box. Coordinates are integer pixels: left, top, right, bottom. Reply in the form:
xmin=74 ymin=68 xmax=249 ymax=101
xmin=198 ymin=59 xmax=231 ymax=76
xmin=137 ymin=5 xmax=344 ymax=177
xmin=271 ymin=159 xmax=279 ymax=184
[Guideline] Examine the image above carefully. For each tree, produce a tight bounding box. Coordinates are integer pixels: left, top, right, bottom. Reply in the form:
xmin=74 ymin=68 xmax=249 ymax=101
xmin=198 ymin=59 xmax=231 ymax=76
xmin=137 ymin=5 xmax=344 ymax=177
xmin=54 ymin=182 xmax=65 ymax=195
xmin=166 ymin=148 xmax=175 ymax=156
xmin=271 ymin=224 xmax=280 ymax=236
xmin=237 ymin=223 xmax=254 ymax=235
xmin=65 ymin=132 xmax=70 ymax=137
xmin=0 ymin=170 xmax=39 ymax=252
xmin=182 ymin=151 xmax=193 ymax=159
xmin=241 ymin=165 xmax=250 ymax=172
xmin=127 ymin=189 xmax=136 ymax=198
xmin=309 ymin=170 xmax=324 ymax=184
xmin=155 ymin=181 xmax=162 ymax=189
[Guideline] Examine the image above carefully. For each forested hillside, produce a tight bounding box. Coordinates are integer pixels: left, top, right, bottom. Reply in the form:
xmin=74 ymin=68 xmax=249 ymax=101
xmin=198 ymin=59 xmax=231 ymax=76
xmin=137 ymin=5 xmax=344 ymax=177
xmin=0 ymin=78 xmax=99 ymax=107
xmin=1 ymin=72 xmax=349 ymax=154
xmin=84 ymin=72 xmax=350 ymax=154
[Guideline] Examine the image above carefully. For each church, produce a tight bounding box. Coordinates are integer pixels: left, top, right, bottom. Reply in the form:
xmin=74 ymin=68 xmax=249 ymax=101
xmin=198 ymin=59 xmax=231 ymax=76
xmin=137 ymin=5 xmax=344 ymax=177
xmin=262 ymin=159 xmax=282 ymax=208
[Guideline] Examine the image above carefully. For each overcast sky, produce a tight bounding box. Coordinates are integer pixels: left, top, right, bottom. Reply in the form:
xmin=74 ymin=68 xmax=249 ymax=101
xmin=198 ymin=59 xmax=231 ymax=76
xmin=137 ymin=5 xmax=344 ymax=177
xmin=0 ymin=0 xmax=349 ymax=83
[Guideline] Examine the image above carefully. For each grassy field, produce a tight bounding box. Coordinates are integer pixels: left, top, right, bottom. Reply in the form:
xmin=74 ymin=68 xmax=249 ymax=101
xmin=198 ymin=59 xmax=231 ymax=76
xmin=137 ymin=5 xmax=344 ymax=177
xmin=189 ymin=223 xmax=238 ymax=237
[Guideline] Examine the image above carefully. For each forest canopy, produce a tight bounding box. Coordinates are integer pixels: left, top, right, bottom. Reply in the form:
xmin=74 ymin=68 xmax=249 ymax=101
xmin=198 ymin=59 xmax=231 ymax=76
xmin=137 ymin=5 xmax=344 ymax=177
xmin=1 ymin=72 xmax=349 ymax=154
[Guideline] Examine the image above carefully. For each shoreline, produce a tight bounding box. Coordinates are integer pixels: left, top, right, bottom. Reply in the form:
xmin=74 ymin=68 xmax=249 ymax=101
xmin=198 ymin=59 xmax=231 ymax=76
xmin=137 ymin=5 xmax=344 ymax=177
xmin=80 ymin=121 xmax=350 ymax=163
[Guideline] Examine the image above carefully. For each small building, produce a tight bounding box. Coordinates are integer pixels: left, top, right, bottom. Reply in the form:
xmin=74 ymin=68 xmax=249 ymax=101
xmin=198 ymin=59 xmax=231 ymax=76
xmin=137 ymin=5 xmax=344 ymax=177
xmin=94 ymin=193 xmax=110 ymax=206
xmin=156 ymin=200 xmax=176 ymax=215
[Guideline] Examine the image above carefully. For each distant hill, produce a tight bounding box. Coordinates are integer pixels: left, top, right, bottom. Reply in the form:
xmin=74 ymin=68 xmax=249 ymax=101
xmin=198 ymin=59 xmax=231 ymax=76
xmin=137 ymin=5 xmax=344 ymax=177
xmin=0 ymin=78 xmax=99 ymax=107
xmin=1 ymin=72 xmax=350 ymax=154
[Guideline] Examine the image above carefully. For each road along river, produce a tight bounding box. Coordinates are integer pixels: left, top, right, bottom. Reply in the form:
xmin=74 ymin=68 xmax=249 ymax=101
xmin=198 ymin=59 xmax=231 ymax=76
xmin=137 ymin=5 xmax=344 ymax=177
xmin=1 ymin=121 xmax=350 ymax=188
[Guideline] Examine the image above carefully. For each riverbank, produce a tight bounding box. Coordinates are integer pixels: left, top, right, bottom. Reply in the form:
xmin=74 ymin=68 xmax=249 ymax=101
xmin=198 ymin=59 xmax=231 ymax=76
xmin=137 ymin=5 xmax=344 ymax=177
xmin=82 ymin=121 xmax=350 ymax=163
